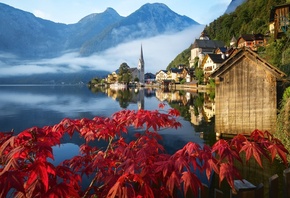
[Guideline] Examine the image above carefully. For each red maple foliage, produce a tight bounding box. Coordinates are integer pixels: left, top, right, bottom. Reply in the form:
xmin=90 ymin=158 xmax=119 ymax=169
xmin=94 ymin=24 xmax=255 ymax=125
xmin=0 ymin=109 xmax=288 ymax=198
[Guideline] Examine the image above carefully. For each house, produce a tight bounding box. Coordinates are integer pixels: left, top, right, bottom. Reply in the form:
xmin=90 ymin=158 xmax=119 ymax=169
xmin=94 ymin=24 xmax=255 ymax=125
xmin=189 ymin=31 xmax=225 ymax=67
xmin=200 ymin=53 xmax=227 ymax=83
xmin=211 ymin=48 xmax=286 ymax=136
xmin=269 ymin=3 xmax=290 ymax=39
xmin=236 ymin=33 xmax=265 ymax=51
xmin=155 ymin=70 xmax=168 ymax=82
xmin=106 ymin=72 xmax=118 ymax=83
xmin=214 ymin=47 xmax=228 ymax=55
xmin=182 ymin=67 xmax=195 ymax=83
xmin=144 ymin=72 xmax=156 ymax=83
xmin=168 ymin=68 xmax=183 ymax=82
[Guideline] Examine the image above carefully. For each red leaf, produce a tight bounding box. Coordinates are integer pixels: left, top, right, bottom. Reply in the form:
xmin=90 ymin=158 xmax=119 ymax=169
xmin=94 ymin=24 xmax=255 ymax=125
xmin=107 ymin=174 xmax=128 ymax=198
xmin=268 ymin=142 xmax=289 ymax=165
xmin=26 ymin=160 xmax=55 ymax=192
xmin=181 ymin=171 xmax=201 ymax=197
xmin=212 ymin=139 xmax=242 ymax=163
xmin=0 ymin=170 xmax=26 ymax=198
xmin=166 ymin=171 xmax=180 ymax=196
xmin=46 ymin=183 xmax=80 ymax=198
xmin=230 ymin=134 xmax=247 ymax=152
xmin=240 ymin=141 xmax=266 ymax=167
xmin=219 ymin=162 xmax=242 ymax=189
xmin=168 ymin=108 xmax=180 ymax=117
xmin=158 ymin=103 xmax=166 ymax=109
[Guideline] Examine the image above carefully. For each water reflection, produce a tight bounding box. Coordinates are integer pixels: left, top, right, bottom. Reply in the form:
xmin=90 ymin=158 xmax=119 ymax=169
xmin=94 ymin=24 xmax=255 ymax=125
xmin=0 ymin=85 xmax=123 ymax=132
xmin=0 ymin=85 xmax=283 ymax=195
xmin=90 ymin=87 xmax=216 ymax=145
xmin=0 ymin=86 xmax=209 ymax=148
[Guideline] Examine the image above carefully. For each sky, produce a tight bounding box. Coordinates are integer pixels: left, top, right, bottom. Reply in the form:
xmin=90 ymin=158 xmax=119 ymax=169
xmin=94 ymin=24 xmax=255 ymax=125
xmin=0 ymin=0 xmax=231 ymax=24
xmin=0 ymin=0 xmax=232 ymax=75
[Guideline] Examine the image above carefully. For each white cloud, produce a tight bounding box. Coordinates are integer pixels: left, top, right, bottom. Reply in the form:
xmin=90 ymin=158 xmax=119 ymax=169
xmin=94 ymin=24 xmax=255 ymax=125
xmin=0 ymin=25 xmax=204 ymax=77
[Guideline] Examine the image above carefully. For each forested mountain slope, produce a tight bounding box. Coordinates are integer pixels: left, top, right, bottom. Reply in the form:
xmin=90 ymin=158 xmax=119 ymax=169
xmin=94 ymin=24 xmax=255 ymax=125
xmin=204 ymin=0 xmax=286 ymax=45
xmin=168 ymin=0 xmax=290 ymax=73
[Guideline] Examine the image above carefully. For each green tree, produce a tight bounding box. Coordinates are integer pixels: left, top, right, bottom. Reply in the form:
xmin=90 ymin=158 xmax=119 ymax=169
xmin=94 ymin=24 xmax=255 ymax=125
xmin=205 ymin=0 xmax=286 ymax=45
xmin=118 ymin=62 xmax=132 ymax=84
xmin=195 ymin=67 xmax=204 ymax=84
xmin=167 ymin=46 xmax=191 ymax=70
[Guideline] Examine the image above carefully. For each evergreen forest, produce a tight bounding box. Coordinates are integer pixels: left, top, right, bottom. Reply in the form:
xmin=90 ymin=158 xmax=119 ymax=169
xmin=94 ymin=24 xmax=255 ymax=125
xmin=167 ymin=0 xmax=290 ymax=75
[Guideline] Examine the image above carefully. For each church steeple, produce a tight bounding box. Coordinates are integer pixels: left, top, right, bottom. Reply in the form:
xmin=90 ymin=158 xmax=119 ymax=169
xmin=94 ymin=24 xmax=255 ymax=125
xmin=140 ymin=45 xmax=144 ymax=64
xmin=138 ymin=44 xmax=145 ymax=84
xmin=138 ymin=45 xmax=144 ymax=69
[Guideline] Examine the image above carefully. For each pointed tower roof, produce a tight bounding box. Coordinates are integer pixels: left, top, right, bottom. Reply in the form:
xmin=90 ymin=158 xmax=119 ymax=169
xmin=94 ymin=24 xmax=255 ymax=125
xmin=230 ymin=36 xmax=237 ymax=47
xmin=140 ymin=44 xmax=144 ymax=64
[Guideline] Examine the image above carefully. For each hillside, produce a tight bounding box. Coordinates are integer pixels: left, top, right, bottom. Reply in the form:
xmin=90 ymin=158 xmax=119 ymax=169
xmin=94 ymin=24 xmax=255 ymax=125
xmin=205 ymin=0 xmax=286 ymax=45
xmin=167 ymin=46 xmax=191 ymax=70
xmin=168 ymin=0 xmax=290 ymax=73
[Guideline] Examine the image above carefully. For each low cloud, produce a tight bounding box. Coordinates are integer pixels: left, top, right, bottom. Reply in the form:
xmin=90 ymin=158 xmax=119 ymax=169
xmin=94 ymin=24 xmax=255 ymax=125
xmin=0 ymin=25 xmax=204 ymax=77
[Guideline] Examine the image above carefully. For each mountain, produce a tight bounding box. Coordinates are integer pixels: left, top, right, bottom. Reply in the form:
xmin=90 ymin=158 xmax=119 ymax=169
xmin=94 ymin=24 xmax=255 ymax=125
xmin=0 ymin=3 xmax=67 ymax=58
xmin=0 ymin=70 xmax=110 ymax=85
xmin=224 ymin=0 xmax=246 ymax=14
xmin=67 ymin=8 xmax=124 ymax=51
xmin=79 ymin=3 xmax=197 ymax=56
xmin=0 ymin=3 xmax=199 ymax=59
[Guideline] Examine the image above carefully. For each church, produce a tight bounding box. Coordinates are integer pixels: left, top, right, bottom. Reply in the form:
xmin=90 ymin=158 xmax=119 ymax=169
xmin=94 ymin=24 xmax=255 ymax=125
xmin=130 ymin=45 xmax=145 ymax=85
xmin=137 ymin=45 xmax=145 ymax=84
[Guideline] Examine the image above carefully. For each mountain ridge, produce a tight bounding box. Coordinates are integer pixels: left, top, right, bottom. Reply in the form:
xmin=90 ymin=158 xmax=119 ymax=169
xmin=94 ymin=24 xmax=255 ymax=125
xmin=0 ymin=2 xmax=199 ymax=59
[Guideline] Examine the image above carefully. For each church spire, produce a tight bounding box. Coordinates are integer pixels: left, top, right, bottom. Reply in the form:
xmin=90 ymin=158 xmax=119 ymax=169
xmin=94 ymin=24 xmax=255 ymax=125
xmin=140 ymin=44 xmax=144 ymax=65
xmin=138 ymin=44 xmax=145 ymax=84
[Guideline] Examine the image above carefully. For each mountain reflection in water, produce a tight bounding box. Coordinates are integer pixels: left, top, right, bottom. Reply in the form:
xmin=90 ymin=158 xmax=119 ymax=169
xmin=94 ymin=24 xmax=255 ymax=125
xmin=0 ymin=85 xmax=216 ymax=152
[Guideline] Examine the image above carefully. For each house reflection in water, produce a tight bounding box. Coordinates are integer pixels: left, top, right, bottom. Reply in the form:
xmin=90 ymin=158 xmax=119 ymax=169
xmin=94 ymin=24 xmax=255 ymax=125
xmin=189 ymin=93 xmax=215 ymax=126
xmin=155 ymin=89 xmax=216 ymax=127
xmin=211 ymin=48 xmax=286 ymax=137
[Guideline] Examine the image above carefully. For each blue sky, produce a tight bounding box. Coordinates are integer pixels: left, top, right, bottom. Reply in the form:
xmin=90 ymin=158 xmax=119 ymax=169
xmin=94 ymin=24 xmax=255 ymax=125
xmin=0 ymin=0 xmax=231 ymax=24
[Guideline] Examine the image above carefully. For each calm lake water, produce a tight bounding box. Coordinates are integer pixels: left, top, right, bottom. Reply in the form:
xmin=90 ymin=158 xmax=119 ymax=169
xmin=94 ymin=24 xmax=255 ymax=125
xmin=0 ymin=85 xmax=286 ymax=196
xmin=0 ymin=85 xmax=209 ymax=163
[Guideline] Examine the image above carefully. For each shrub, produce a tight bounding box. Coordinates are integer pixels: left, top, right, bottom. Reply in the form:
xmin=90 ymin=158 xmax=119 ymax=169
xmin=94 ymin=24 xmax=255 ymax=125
xmin=0 ymin=106 xmax=288 ymax=197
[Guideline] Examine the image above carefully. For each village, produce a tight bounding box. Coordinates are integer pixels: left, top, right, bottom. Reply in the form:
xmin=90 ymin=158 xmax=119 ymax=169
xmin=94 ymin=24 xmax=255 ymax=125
xmin=99 ymin=2 xmax=290 ymax=93
xmin=91 ymin=2 xmax=290 ymax=138
xmin=1 ymin=1 xmax=290 ymax=198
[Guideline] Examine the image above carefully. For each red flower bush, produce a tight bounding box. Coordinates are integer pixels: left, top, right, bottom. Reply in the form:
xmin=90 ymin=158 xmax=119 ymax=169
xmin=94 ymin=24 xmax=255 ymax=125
xmin=0 ymin=108 xmax=288 ymax=197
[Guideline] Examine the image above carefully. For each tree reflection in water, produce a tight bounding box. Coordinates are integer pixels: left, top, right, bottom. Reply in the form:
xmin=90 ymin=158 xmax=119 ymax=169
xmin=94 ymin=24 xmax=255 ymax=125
xmin=89 ymin=87 xmax=217 ymax=145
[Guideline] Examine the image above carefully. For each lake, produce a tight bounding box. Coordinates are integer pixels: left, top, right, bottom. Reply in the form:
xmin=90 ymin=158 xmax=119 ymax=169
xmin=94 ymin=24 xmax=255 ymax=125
xmin=0 ymin=85 xmax=211 ymax=163
xmin=0 ymin=85 xmax=286 ymax=197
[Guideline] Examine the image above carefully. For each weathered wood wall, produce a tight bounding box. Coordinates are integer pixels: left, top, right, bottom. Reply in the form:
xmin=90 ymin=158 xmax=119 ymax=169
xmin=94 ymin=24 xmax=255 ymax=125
xmin=215 ymin=54 xmax=277 ymax=136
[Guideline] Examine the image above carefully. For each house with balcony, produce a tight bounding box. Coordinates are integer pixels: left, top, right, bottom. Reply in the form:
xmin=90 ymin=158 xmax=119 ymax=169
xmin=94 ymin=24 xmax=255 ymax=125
xmin=200 ymin=53 xmax=227 ymax=83
xmin=144 ymin=73 xmax=156 ymax=83
xmin=155 ymin=70 xmax=168 ymax=82
xmin=189 ymin=31 xmax=225 ymax=68
xmin=236 ymin=33 xmax=265 ymax=51
xmin=269 ymin=3 xmax=290 ymax=39
xmin=168 ymin=68 xmax=183 ymax=83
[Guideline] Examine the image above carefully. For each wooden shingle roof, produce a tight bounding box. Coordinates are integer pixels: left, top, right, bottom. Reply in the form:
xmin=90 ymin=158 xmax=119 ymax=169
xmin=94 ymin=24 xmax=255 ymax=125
xmin=192 ymin=39 xmax=225 ymax=49
xmin=238 ymin=33 xmax=264 ymax=41
xmin=208 ymin=54 xmax=227 ymax=64
xmin=211 ymin=48 xmax=286 ymax=80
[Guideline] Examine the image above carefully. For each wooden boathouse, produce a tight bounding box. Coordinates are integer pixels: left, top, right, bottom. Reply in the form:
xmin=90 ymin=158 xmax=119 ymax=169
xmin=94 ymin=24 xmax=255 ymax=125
xmin=211 ymin=48 xmax=286 ymax=137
